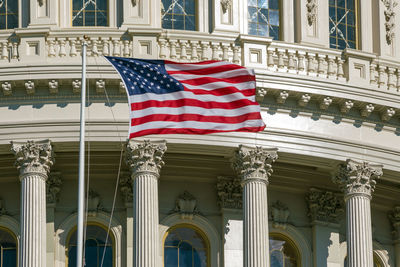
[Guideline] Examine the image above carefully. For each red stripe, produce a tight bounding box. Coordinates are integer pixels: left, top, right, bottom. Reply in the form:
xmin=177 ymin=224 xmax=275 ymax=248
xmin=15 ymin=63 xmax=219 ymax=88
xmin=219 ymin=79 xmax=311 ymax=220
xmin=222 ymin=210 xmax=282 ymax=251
xmin=129 ymin=126 xmax=266 ymax=138
xmin=164 ymin=60 xmax=221 ymax=65
xmin=167 ymin=64 xmax=245 ymax=75
xmin=179 ymin=75 xmax=255 ymax=86
xmin=131 ymin=99 xmax=258 ymax=110
xmin=131 ymin=112 xmax=262 ymax=126
xmin=184 ymin=87 xmax=255 ymax=97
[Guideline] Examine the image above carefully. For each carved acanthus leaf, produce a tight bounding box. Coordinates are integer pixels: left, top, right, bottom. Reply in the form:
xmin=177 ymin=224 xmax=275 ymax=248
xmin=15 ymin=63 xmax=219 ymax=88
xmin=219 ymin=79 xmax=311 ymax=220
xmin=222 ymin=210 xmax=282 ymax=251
xmin=306 ymin=0 xmax=317 ymax=25
xmin=382 ymin=0 xmax=398 ymax=44
xmin=306 ymin=188 xmax=344 ymax=223
xmin=125 ymin=140 xmax=166 ymax=177
xmin=46 ymin=172 xmax=62 ymax=205
xmin=11 ymin=140 xmax=54 ymax=178
xmin=216 ymin=176 xmax=242 ymax=209
xmin=332 ymin=159 xmax=383 ymax=198
xmin=174 ymin=191 xmax=198 ymax=219
xmin=221 ymin=0 xmax=232 ymax=14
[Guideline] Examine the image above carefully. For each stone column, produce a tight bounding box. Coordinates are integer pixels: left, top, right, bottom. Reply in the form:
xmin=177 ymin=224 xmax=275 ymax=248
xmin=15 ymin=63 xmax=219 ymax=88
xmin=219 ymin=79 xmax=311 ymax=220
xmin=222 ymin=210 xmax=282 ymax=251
xmin=233 ymin=145 xmax=278 ymax=267
xmin=389 ymin=206 xmax=400 ymax=267
xmin=11 ymin=140 xmax=54 ymax=267
xmin=125 ymin=140 xmax=166 ymax=267
xmin=333 ymin=159 xmax=383 ymax=267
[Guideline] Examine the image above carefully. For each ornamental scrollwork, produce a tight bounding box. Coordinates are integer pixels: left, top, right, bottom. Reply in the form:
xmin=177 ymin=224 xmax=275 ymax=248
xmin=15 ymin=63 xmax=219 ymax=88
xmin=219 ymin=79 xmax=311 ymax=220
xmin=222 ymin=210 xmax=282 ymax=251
xmin=306 ymin=188 xmax=344 ymax=223
xmin=216 ymin=176 xmax=242 ymax=209
xmin=221 ymin=0 xmax=232 ymax=14
xmin=46 ymin=172 xmax=62 ymax=205
xmin=382 ymin=0 xmax=398 ymax=44
xmin=306 ymin=0 xmax=317 ymax=25
xmin=11 ymin=140 xmax=54 ymax=178
xmin=174 ymin=191 xmax=199 ymax=220
xmin=125 ymin=140 xmax=166 ymax=177
xmin=232 ymin=145 xmax=278 ymax=183
xmin=332 ymin=159 xmax=383 ymax=198
xmin=119 ymin=171 xmax=133 ymax=204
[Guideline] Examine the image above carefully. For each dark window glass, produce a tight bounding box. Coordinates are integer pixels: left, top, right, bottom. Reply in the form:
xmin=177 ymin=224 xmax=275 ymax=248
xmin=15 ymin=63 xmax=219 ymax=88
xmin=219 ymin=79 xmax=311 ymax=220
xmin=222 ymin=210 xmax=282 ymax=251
xmin=247 ymin=0 xmax=280 ymax=39
xmin=67 ymin=224 xmax=113 ymax=267
xmin=0 ymin=0 xmax=18 ymax=29
xmin=161 ymin=0 xmax=196 ymax=31
xmin=72 ymin=0 xmax=108 ymax=26
xmin=269 ymin=234 xmax=299 ymax=267
xmin=0 ymin=228 xmax=17 ymax=267
xmin=164 ymin=226 xmax=208 ymax=267
xmin=329 ymin=0 xmax=358 ymax=49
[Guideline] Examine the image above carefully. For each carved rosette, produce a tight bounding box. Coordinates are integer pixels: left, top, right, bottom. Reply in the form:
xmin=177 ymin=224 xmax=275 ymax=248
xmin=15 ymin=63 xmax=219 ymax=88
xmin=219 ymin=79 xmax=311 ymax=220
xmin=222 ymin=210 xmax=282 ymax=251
xmin=46 ymin=172 xmax=62 ymax=205
xmin=232 ymin=145 xmax=278 ymax=184
xmin=306 ymin=188 xmax=344 ymax=223
xmin=11 ymin=140 xmax=54 ymax=179
xmin=216 ymin=176 xmax=243 ymax=209
xmin=119 ymin=171 xmax=133 ymax=204
xmin=389 ymin=206 xmax=400 ymax=240
xmin=332 ymin=159 xmax=383 ymax=199
xmin=125 ymin=140 xmax=166 ymax=178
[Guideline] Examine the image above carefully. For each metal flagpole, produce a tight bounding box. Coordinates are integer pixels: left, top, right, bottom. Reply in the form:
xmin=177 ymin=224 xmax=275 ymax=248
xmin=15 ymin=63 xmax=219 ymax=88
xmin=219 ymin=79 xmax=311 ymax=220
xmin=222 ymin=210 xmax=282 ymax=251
xmin=76 ymin=36 xmax=88 ymax=267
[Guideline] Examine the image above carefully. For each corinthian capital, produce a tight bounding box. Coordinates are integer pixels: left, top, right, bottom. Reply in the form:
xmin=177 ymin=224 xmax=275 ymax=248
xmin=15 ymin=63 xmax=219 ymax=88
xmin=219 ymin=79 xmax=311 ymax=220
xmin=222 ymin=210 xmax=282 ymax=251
xmin=232 ymin=145 xmax=278 ymax=184
xmin=332 ymin=159 xmax=383 ymax=198
xmin=11 ymin=140 xmax=54 ymax=179
xmin=306 ymin=188 xmax=344 ymax=224
xmin=125 ymin=140 xmax=166 ymax=177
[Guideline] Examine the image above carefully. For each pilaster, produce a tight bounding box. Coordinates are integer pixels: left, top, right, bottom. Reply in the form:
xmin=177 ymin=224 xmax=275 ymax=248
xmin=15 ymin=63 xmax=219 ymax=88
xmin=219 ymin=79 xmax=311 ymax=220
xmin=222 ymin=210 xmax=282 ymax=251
xmin=232 ymin=145 xmax=278 ymax=267
xmin=29 ymin=0 xmax=58 ymax=28
xmin=125 ymin=140 xmax=166 ymax=267
xmin=332 ymin=159 xmax=383 ymax=267
xmin=11 ymin=140 xmax=54 ymax=267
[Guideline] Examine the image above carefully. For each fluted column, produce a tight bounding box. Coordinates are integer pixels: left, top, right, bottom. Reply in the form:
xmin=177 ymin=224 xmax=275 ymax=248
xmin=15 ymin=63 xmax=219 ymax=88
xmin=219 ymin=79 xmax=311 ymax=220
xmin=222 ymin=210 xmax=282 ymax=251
xmin=389 ymin=206 xmax=400 ymax=267
xmin=233 ymin=145 xmax=278 ymax=267
xmin=125 ymin=140 xmax=166 ymax=267
xmin=11 ymin=140 xmax=54 ymax=267
xmin=333 ymin=159 xmax=383 ymax=267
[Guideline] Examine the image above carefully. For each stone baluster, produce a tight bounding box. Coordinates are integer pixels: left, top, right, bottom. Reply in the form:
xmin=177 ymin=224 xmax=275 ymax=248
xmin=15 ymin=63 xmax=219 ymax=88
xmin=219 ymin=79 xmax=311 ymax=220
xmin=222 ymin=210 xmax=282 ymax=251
xmin=222 ymin=44 xmax=229 ymax=62
xmin=11 ymin=41 xmax=18 ymax=59
xmin=378 ymin=66 xmax=386 ymax=87
xmin=190 ymin=41 xmax=199 ymax=61
xmin=123 ymin=40 xmax=130 ymax=57
xmin=69 ymin=40 xmax=77 ymax=57
xmin=287 ymin=51 xmax=295 ymax=71
xmin=59 ymin=39 xmax=67 ymax=57
xmin=159 ymin=39 xmax=168 ymax=59
xmin=48 ymin=40 xmax=56 ymax=57
xmin=91 ymin=39 xmax=99 ymax=56
xmin=11 ymin=140 xmax=54 ymax=267
xmin=307 ymin=53 xmax=316 ymax=73
xmin=397 ymin=69 xmax=400 ymax=91
xmin=232 ymin=45 xmax=240 ymax=64
xmin=297 ymin=52 xmax=306 ymax=72
xmin=337 ymin=58 xmax=344 ymax=78
xmin=370 ymin=61 xmax=377 ymax=85
xmin=327 ymin=56 xmax=335 ymax=77
xmin=277 ymin=49 xmax=285 ymax=69
xmin=180 ymin=40 xmax=188 ymax=60
xmin=387 ymin=67 xmax=396 ymax=90
xmin=317 ymin=54 xmax=326 ymax=75
xmin=233 ymin=145 xmax=278 ymax=267
xmin=333 ymin=159 xmax=383 ymax=267
xmin=201 ymin=42 xmax=209 ymax=60
xmin=100 ymin=38 xmax=109 ymax=56
xmin=125 ymin=140 xmax=167 ymax=267
xmin=113 ymin=40 xmax=121 ymax=56
xmin=212 ymin=43 xmax=220 ymax=60
xmin=1 ymin=41 xmax=8 ymax=60
xmin=169 ymin=40 xmax=177 ymax=60
xmin=267 ymin=48 xmax=275 ymax=68
xmin=389 ymin=206 xmax=400 ymax=267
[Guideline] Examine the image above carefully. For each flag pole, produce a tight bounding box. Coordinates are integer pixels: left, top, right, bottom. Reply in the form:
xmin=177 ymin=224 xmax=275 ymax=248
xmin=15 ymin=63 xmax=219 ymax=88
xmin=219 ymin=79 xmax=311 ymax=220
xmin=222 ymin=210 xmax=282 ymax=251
xmin=76 ymin=36 xmax=88 ymax=267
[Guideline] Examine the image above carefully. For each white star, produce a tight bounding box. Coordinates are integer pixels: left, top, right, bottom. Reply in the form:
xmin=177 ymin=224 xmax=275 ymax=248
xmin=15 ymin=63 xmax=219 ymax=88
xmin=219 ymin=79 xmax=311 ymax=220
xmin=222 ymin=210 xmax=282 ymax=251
xmin=160 ymin=80 xmax=164 ymax=84
xmin=140 ymin=70 xmax=144 ymax=73
xmin=147 ymin=73 xmax=151 ymax=77
xmin=167 ymin=84 xmax=170 ymax=87
xmin=157 ymin=86 xmax=160 ymax=89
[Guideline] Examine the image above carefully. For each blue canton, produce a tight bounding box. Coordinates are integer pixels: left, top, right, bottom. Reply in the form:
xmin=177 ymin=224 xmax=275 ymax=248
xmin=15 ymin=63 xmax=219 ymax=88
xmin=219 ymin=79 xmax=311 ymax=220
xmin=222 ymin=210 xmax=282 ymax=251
xmin=105 ymin=56 xmax=184 ymax=95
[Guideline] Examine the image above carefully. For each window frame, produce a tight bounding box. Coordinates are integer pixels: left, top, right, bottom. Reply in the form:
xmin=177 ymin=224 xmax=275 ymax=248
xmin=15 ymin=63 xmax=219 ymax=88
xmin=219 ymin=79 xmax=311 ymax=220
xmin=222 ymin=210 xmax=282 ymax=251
xmin=161 ymin=0 xmax=198 ymax=31
xmin=246 ymin=0 xmax=282 ymax=40
xmin=0 ymin=0 xmax=20 ymax=30
xmin=70 ymin=0 xmax=110 ymax=27
xmin=269 ymin=232 xmax=301 ymax=267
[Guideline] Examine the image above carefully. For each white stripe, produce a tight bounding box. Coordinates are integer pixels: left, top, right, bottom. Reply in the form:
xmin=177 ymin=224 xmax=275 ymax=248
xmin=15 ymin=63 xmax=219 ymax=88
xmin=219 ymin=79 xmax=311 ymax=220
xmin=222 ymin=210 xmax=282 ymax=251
xmin=165 ymin=61 xmax=232 ymax=71
xmin=182 ymin=80 xmax=255 ymax=91
xmin=130 ymin=119 xmax=265 ymax=133
xmin=131 ymin=105 xmax=262 ymax=118
xmin=170 ymin=68 xmax=252 ymax=81
xmin=130 ymin=91 xmax=256 ymax=103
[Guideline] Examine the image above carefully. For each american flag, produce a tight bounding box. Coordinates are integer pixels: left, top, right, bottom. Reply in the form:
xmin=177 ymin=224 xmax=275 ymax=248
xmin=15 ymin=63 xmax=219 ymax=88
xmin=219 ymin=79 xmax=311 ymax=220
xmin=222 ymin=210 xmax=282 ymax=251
xmin=105 ymin=56 xmax=265 ymax=138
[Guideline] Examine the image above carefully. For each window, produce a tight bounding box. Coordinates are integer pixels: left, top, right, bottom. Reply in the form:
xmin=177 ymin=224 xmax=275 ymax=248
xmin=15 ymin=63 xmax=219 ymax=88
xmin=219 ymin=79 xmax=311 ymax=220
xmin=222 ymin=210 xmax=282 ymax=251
xmin=161 ymin=0 xmax=196 ymax=31
xmin=0 ymin=0 xmax=18 ymax=30
xmin=344 ymin=253 xmax=384 ymax=267
xmin=269 ymin=233 xmax=300 ymax=267
xmin=248 ymin=0 xmax=280 ymax=39
xmin=66 ymin=224 xmax=113 ymax=267
xmin=163 ymin=225 xmax=209 ymax=267
xmin=72 ymin=0 xmax=108 ymax=26
xmin=0 ymin=227 xmax=17 ymax=267
xmin=329 ymin=0 xmax=358 ymax=50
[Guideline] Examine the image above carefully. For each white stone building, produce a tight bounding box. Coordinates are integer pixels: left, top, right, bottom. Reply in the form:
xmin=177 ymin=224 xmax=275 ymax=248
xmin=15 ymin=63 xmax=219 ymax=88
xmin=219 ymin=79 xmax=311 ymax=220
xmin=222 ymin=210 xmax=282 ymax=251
xmin=0 ymin=0 xmax=399 ymax=266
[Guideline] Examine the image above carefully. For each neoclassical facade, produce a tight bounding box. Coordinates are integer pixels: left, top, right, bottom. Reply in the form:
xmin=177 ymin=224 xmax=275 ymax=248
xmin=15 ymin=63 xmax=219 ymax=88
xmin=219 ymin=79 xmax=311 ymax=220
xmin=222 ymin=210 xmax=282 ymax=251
xmin=0 ymin=0 xmax=400 ymax=266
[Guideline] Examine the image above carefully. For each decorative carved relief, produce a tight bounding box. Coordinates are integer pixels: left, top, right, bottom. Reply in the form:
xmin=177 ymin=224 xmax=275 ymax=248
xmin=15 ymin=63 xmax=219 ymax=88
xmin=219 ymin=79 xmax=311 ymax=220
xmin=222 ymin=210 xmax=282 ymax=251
xmin=1 ymin=82 xmax=11 ymax=96
xmin=332 ymin=159 xmax=383 ymax=198
xmin=388 ymin=206 xmax=400 ymax=240
xmin=0 ymin=199 xmax=8 ymax=216
xmin=320 ymin=97 xmax=333 ymax=110
xmin=119 ymin=81 xmax=126 ymax=93
xmin=125 ymin=140 xmax=166 ymax=177
xmin=276 ymin=91 xmax=289 ymax=104
xmin=174 ymin=191 xmax=198 ymax=219
xmin=306 ymin=0 xmax=317 ymax=25
xmin=216 ymin=176 xmax=242 ymax=209
xmin=49 ymin=80 xmax=59 ymax=94
xmin=306 ymin=188 xmax=344 ymax=223
xmin=232 ymin=145 xmax=278 ymax=183
xmin=11 ymin=140 xmax=54 ymax=177
xmin=382 ymin=0 xmax=398 ymax=44
xmin=221 ymin=0 xmax=232 ymax=14
xmin=25 ymin=80 xmax=35 ymax=95
xmin=95 ymin=79 xmax=105 ymax=93
xmin=340 ymin=100 xmax=354 ymax=113
xmin=72 ymin=79 xmax=81 ymax=94
xmin=361 ymin=104 xmax=375 ymax=117
xmin=119 ymin=171 xmax=133 ymax=204
xmin=298 ymin=94 xmax=311 ymax=107
xmin=381 ymin=107 xmax=396 ymax=121
xmin=46 ymin=172 xmax=62 ymax=205
xmin=270 ymin=200 xmax=290 ymax=229
xmin=88 ymin=188 xmax=103 ymax=216
xmin=38 ymin=0 xmax=44 ymax=6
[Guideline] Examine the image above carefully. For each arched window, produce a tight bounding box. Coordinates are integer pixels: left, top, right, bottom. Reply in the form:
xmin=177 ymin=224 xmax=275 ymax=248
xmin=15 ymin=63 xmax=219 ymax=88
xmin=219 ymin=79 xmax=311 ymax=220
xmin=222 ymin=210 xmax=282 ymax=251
xmin=329 ymin=0 xmax=358 ymax=50
xmin=163 ymin=224 xmax=209 ymax=267
xmin=161 ymin=0 xmax=196 ymax=31
xmin=248 ymin=0 xmax=280 ymax=39
xmin=344 ymin=254 xmax=384 ymax=267
xmin=66 ymin=224 xmax=114 ymax=267
xmin=269 ymin=233 xmax=300 ymax=267
xmin=0 ymin=0 xmax=18 ymax=30
xmin=72 ymin=0 xmax=108 ymax=26
xmin=0 ymin=227 xmax=17 ymax=267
